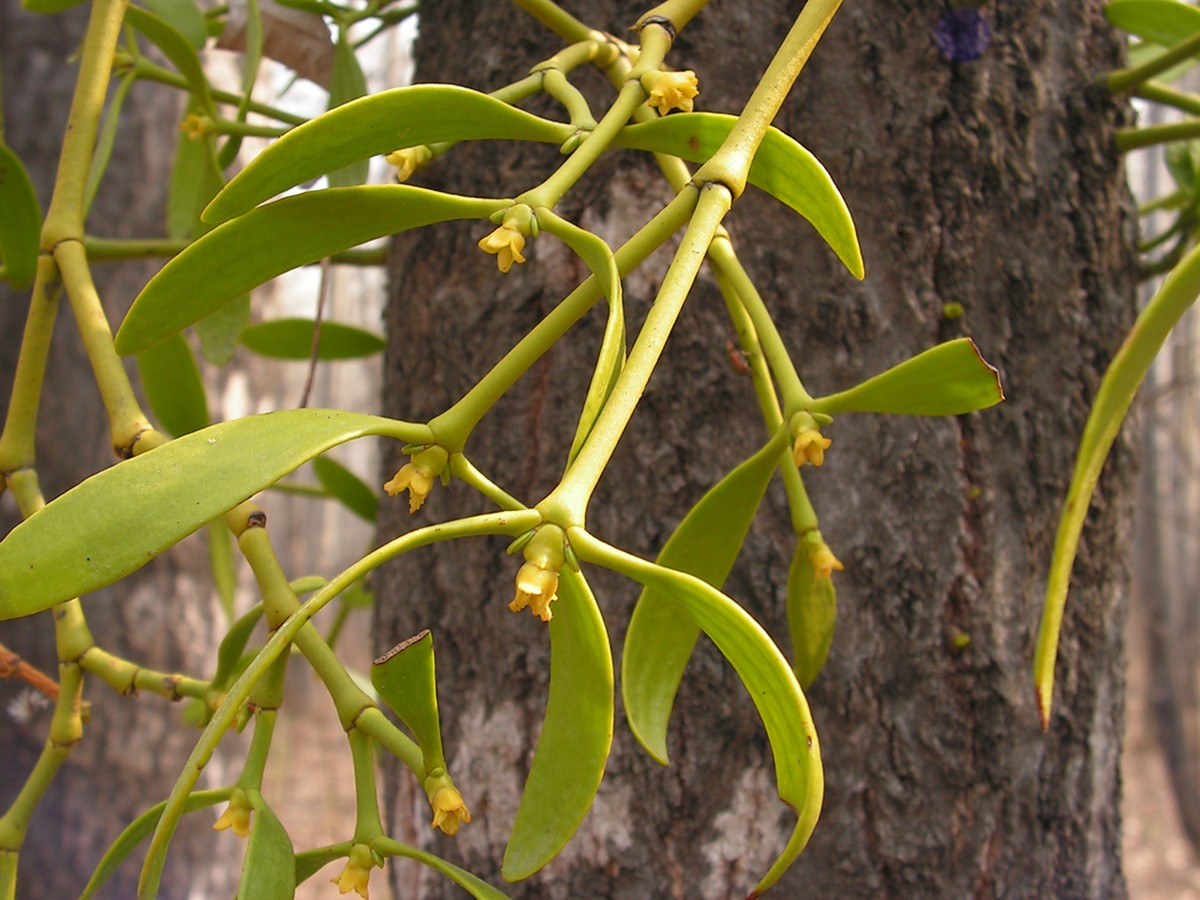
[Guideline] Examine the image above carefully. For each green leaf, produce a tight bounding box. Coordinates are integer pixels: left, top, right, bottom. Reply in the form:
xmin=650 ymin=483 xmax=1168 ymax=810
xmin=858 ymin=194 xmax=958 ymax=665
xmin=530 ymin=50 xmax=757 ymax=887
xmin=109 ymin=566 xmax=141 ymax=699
xmin=313 ymin=455 xmax=379 ymax=521
xmin=125 ymin=5 xmax=215 ymax=114
xmin=621 ymin=431 xmax=785 ymax=764
xmin=577 ymin=531 xmax=823 ymax=897
xmin=168 ymin=102 xmax=225 ymax=240
xmin=240 ymin=318 xmax=386 ymax=361
xmin=203 ymin=86 xmax=573 ymax=223
xmin=238 ymin=796 xmax=295 ymax=900
xmin=0 ymin=142 xmax=42 ymax=290
xmin=1036 ymin=238 xmax=1200 ymax=729
xmin=810 ymin=337 xmax=1004 ymax=416
xmin=85 ymin=69 xmax=138 ymax=218
xmin=786 ymin=541 xmax=837 ymax=689
xmin=20 ymin=0 xmax=85 ymax=12
xmin=372 ymin=630 xmax=446 ymax=772
xmin=213 ymin=605 xmax=264 ymax=690
xmin=294 ymin=844 xmax=352 ymax=885
xmin=374 ymin=838 xmax=511 ymax=899
xmin=116 ymin=186 xmax=502 ymax=354
xmin=208 ymin=522 xmax=238 ymax=619
xmin=141 ymin=0 xmax=208 ymax=49
xmin=503 ymin=569 xmax=613 ymax=881
xmin=327 ymin=29 xmax=370 ymax=188
xmin=196 ymin=294 xmax=251 ymax=365
xmin=0 ymin=409 xmax=425 ymax=619
xmin=80 ymin=789 xmax=231 ymax=899
xmin=1106 ymin=0 xmax=1200 ymax=46
xmin=614 ymin=114 xmax=864 ymax=280
xmin=135 ymin=333 xmax=209 ymax=437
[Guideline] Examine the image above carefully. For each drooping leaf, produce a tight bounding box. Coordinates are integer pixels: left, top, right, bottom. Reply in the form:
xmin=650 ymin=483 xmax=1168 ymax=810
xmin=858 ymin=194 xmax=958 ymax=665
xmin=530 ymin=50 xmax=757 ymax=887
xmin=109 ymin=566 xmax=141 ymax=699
xmin=203 ymin=86 xmax=573 ymax=223
xmin=372 ymin=630 xmax=446 ymax=771
xmin=502 ymin=569 xmax=613 ymax=882
xmin=622 ymin=430 xmax=786 ymax=764
xmin=208 ymin=522 xmax=238 ymax=619
xmin=237 ymin=796 xmax=295 ymax=900
xmin=84 ymin=69 xmax=138 ymax=218
xmin=810 ymin=337 xmax=1004 ymax=417
xmin=0 ymin=142 xmax=42 ymax=290
xmin=1106 ymin=0 xmax=1200 ymax=47
xmin=577 ymin=532 xmax=822 ymax=897
xmin=213 ymin=605 xmax=264 ymax=690
xmin=313 ymin=455 xmax=379 ymax=522
xmin=196 ymin=294 xmax=251 ymax=365
xmin=135 ymin=333 xmax=209 ymax=437
xmin=240 ymin=318 xmax=386 ymax=360
xmin=614 ymin=114 xmax=864 ymax=279
xmin=1036 ymin=239 xmax=1200 ymax=729
xmin=0 ymin=410 xmax=427 ymax=619
xmin=216 ymin=0 xmax=264 ymax=169
xmin=125 ymin=5 xmax=215 ymax=113
xmin=373 ymin=838 xmax=511 ymax=899
xmin=326 ymin=28 xmax=370 ymax=188
xmin=79 ymin=789 xmax=231 ymax=899
xmin=116 ymin=187 xmax=502 ymax=354
xmin=786 ymin=541 xmax=837 ymax=689
xmin=167 ymin=100 xmax=225 ymax=240
xmin=142 ymin=0 xmax=208 ymax=49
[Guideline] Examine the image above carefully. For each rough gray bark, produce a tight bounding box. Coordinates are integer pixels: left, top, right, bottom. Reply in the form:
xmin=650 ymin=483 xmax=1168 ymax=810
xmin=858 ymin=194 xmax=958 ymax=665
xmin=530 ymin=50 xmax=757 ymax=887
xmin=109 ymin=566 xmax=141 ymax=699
xmin=0 ymin=8 xmax=235 ymax=898
xmin=377 ymin=2 xmax=1135 ymax=897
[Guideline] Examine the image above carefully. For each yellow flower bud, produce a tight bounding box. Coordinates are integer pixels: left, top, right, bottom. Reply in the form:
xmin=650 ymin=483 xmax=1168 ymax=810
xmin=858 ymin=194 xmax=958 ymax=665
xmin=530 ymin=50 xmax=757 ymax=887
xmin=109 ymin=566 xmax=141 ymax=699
xmin=212 ymin=790 xmax=252 ymax=838
xmin=181 ymin=113 xmax=211 ymax=141
xmin=809 ymin=544 xmax=844 ymax=580
xmin=331 ymin=843 xmax=377 ymax=898
xmin=430 ymin=785 xmax=472 ymax=836
xmin=643 ymin=70 xmax=699 ymax=116
xmin=509 ymin=562 xmax=559 ymax=622
xmin=385 ymin=145 xmax=432 ymax=183
xmin=383 ymin=463 xmax=435 ymax=514
xmin=477 ymin=225 xmax=527 ymax=273
xmin=792 ymin=429 xmax=832 ymax=468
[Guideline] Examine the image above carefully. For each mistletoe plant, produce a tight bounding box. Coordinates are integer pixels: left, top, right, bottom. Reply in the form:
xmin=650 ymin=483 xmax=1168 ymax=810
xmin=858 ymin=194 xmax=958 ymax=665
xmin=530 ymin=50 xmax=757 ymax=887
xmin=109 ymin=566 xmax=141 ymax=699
xmin=0 ymin=0 xmax=1006 ymax=897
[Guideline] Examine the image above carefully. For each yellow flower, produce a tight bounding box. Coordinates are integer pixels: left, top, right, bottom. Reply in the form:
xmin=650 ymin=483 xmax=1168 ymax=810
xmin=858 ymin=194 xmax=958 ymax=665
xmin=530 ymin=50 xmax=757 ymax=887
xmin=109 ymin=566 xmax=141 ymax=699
xmin=430 ymin=785 xmax=472 ymax=836
xmin=509 ymin=561 xmax=559 ymax=622
xmin=212 ymin=791 xmax=252 ymax=838
xmin=477 ymin=225 xmax=527 ymax=273
xmin=383 ymin=463 xmax=434 ymax=514
xmin=792 ymin=429 xmax=832 ymax=468
xmin=810 ymin=544 xmax=844 ymax=580
xmin=331 ymin=844 xmax=377 ymax=899
xmin=643 ymin=70 xmax=699 ymax=116
xmin=181 ymin=113 xmax=211 ymax=141
xmin=385 ymin=145 xmax=432 ymax=183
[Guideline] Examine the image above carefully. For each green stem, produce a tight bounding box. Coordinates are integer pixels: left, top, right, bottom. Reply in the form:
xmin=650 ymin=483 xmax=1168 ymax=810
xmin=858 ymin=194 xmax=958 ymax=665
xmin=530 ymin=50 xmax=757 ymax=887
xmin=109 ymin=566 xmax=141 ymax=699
xmin=1135 ymin=80 xmax=1200 ymax=116
xmin=238 ymin=707 xmax=280 ymax=790
xmin=42 ymin=0 xmax=130 ymax=247
xmin=636 ymin=0 xmax=712 ymax=32
xmin=348 ymin=728 xmax=385 ymax=840
xmin=1105 ymin=31 xmax=1200 ymax=95
xmin=133 ymin=58 xmax=309 ymax=126
xmin=693 ymin=0 xmax=842 ymax=197
xmin=508 ymin=0 xmax=595 ymax=43
xmin=1117 ymin=118 xmax=1200 ymax=152
xmin=539 ymin=182 xmax=729 ymax=526
xmin=208 ymin=117 xmax=289 ymax=139
xmin=77 ymin=647 xmax=211 ymax=702
xmin=429 ymin=185 xmax=698 ymax=449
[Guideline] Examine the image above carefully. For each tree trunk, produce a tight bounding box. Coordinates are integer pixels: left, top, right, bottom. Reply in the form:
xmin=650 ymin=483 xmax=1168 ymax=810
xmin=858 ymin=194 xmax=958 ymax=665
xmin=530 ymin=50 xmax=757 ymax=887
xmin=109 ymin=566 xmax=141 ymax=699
xmin=377 ymin=2 xmax=1135 ymax=897
xmin=0 ymin=8 xmax=236 ymax=898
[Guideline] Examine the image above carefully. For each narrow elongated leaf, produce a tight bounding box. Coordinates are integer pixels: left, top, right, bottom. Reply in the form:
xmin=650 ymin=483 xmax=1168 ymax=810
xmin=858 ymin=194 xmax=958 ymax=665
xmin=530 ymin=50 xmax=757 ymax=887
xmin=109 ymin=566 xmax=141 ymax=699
xmin=142 ymin=0 xmax=208 ymax=49
xmin=503 ymin=569 xmax=613 ymax=881
xmin=167 ymin=102 xmax=225 ymax=240
xmin=136 ymin=333 xmax=209 ymax=436
xmin=327 ymin=30 xmax=370 ymax=187
xmin=0 ymin=142 xmax=42 ymax=290
xmin=20 ymin=0 xmax=85 ymax=12
xmin=238 ymin=797 xmax=294 ymax=900
xmin=0 ymin=409 xmax=426 ymax=619
xmin=85 ymin=69 xmax=138 ymax=217
xmin=294 ymin=844 xmax=352 ymax=885
xmin=622 ymin=431 xmax=785 ymax=763
xmin=314 ymin=455 xmax=378 ymax=521
xmin=372 ymin=631 xmax=445 ymax=770
xmin=216 ymin=0 xmax=264 ymax=168
xmin=80 ymin=790 xmax=231 ymax=899
xmin=203 ymin=86 xmax=573 ymax=223
xmin=811 ymin=337 xmax=1004 ymax=416
xmin=116 ymin=187 xmax=502 ymax=354
xmin=614 ymin=114 xmax=864 ymax=279
xmin=373 ymin=838 xmax=511 ymax=899
xmin=1106 ymin=0 xmax=1200 ymax=46
xmin=213 ymin=605 xmax=264 ymax=689
xmin=196 ymin=294 xmax=251 ymax=366
xmin=208 ymin=522 xmax=238 ymax=619
xmin=577 ymin=531 xmax=822 ymax=897
xmin=1036 ymin=239 xmax=1200 ymax=729
xmin=786 ymin=542 xmax=837 ymax=689
xmin=126 ymin=6 xmax=215 ymax=113
xmin=240 ymin=318 xmax=386 ymax=360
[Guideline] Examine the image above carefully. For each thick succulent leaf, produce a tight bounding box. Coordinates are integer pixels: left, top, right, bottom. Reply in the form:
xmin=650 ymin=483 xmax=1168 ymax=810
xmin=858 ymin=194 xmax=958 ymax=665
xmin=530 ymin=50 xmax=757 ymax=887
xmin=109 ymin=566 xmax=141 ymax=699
xmin=116 ymin=187 xmax=501 ymax=354
xmin=79 ymin=789 xmax=231 ymax=899
xmin=372 ymin=630 xmax=445 ymax=771
xmin=314 ymin=455 xmax=379 ymax=521
xmin=786 ymin=542 xmax=837 ymax=689
xmin=203 ymin=85 xmax=572 ymax=223
xmin=0 ymin=410 xmax=423 ymax=619
xmin=135 ymin=333 xmax=209 ymax=437
xmin=622 ymin=432 xmax=785 ymax=763
xmin=614 ymin=114 xmax=864 ymax=279
xmin=326 ymin=30 xmax=370 ymax=187
xmin=0 ymin=142 xmax=42 ymax=290
xmin=811 ymin=338 xmax=1004 ymax=417
xmin=576 ymin=531 xmax=823 ymax=897
xmin=1106 ymin=0 xmax=1200 ymax=46
xmin=1036 ymin=239 xmax=1200 ymax=729
xmin=503 ymin=569 xmax=613 ymax=882
xmin=240 ymin=318 xmax=386 ymax=360
xmin=238 ymin=797 xmax=295 ymax=900
xmin=196 ymin=294 xmax=251 ymax=365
